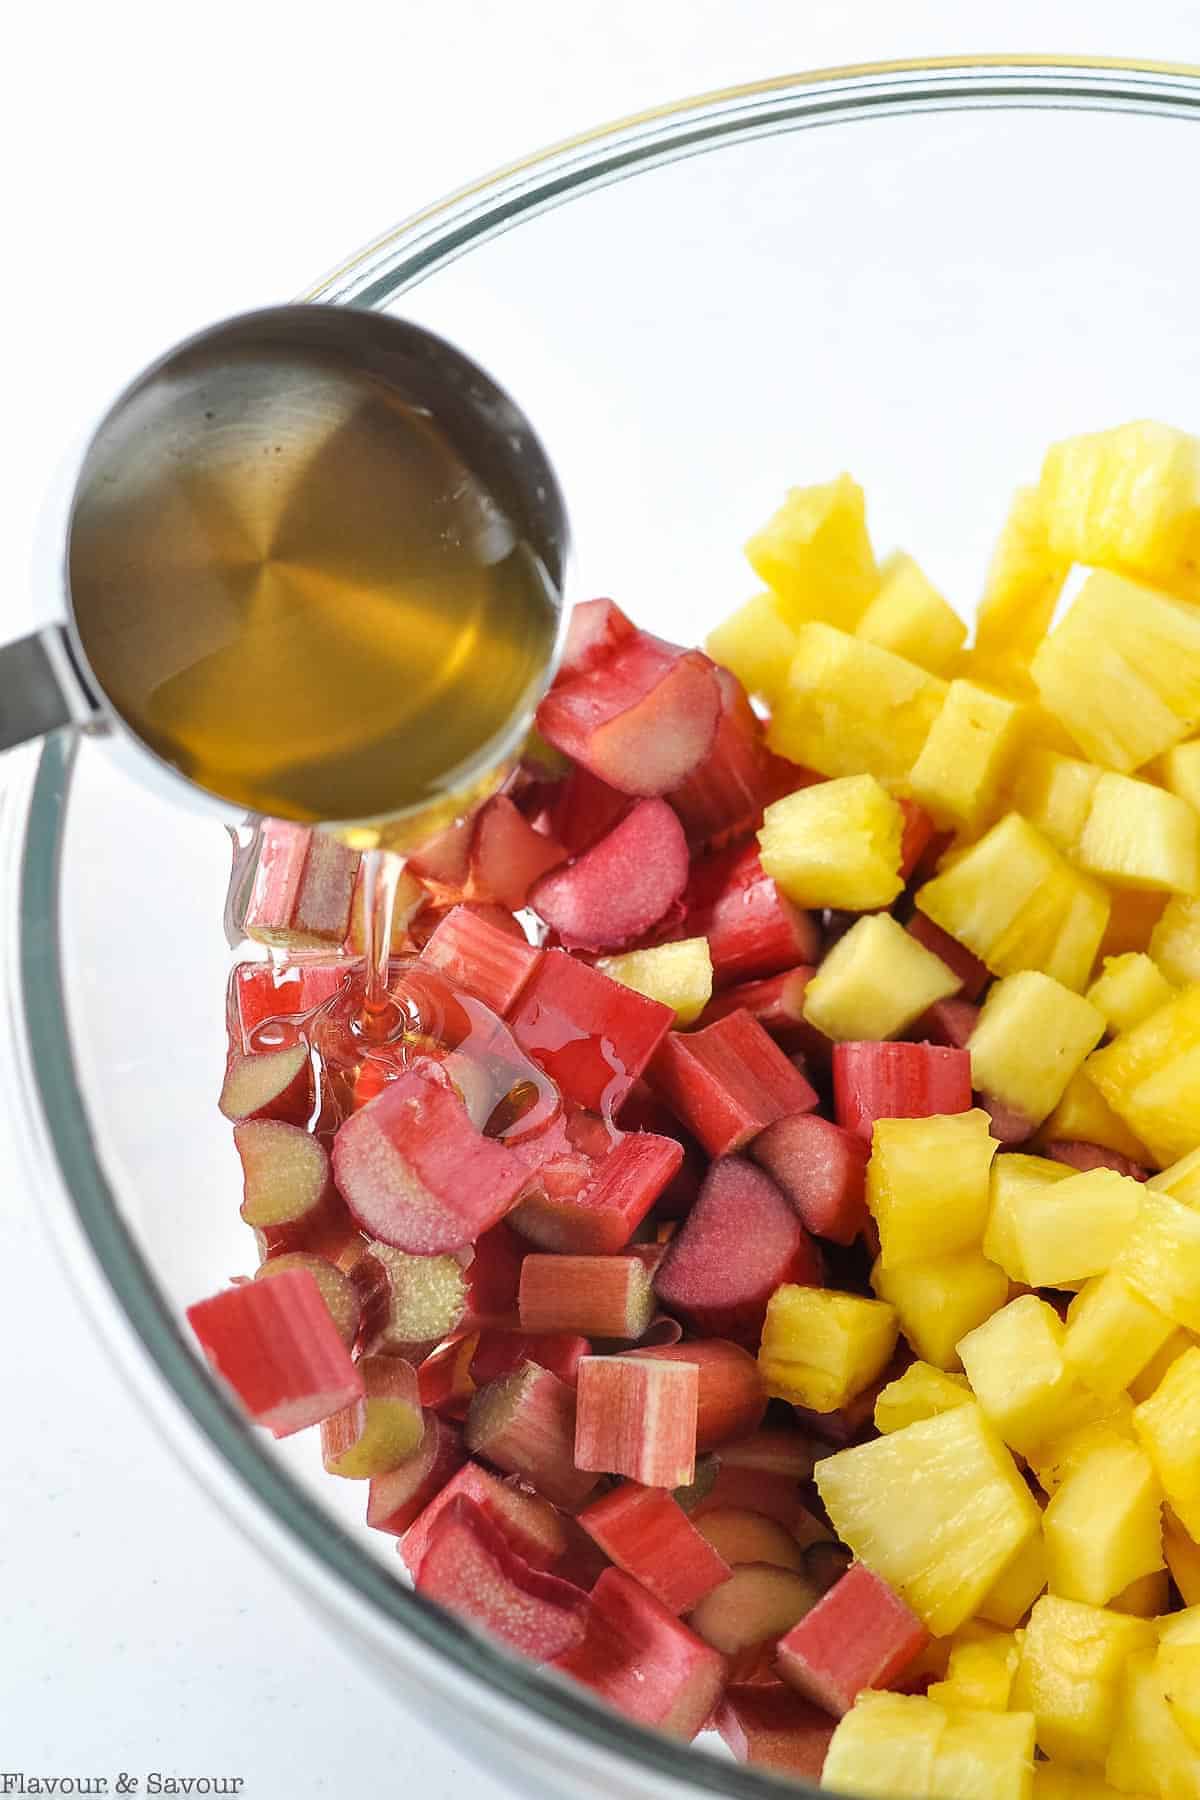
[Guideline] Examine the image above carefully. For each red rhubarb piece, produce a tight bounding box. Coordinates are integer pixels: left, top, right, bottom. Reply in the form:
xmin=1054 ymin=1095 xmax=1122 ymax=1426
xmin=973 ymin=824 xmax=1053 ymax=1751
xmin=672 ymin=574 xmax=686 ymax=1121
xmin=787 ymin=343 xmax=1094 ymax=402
xmin=679 ymin=842 xmax=821 ymax=988
xmin=518 ymin=1253 xmax=656 ymax=1341
xmin=1043 ymin=1140 xmax=1151 ymax=1180
xmin=416 ymin=1334 xmax=477 ymax=1418
xmin=694 ymin=1508 xmax=809 ymax=1572
xmin=715 ymin=1684 xmax=837 ymax=1777
xmin=469 ymin=793 xmax=568 ymax=910
xmin=558 ymin=597 xmax=639 ymax=676
xmin=914 ymin=996 xmax=981 ymax=1049
xmin=529 ymin=798 xmax=689 ymax=953
xmin=332 ymin=1066 xmax=528 ymax=1254
xmin=906 ymin=912 xmax=991 ymax=1000
xmin=510 ymin=1131 xmax=683 ymax=1254
xmin=187 ymin=1268 xmax=362 ymax=1438
xmin=461 ymin=1220 xmax=526 ymax=1330
xmin=536 ymin=633 xmax=723 ymax=797
xmin=654 ymin=1156 xmax=823 ymax=1347
xmin=629 ymin=1340 xmax=767 ymax=1449
xmin=577 ymin=1484 xmax=731 ymax=1616
xmin=699 ymin=967 xmax=829 ymax=1064
xmin=470 ymin=1330 xmax=591 ymax=1389
xmin=218 ymin=1043 xmax=313 ymax=1126
xmin=242 ymin=821 xmax=360 ymax=949
xmin=254 ymin=1252 xmax=363 ymax=1350
xmin=367 ymin=1416 xmax=467 ymax=1536
xmin=833 ymin=1041 xmax=972 ymax=1143
xmin=776 ymin=1560 xmax=929 ymax=1715
xmin=544 ymin=763 xmax=632 ymax=857
xmin=466 ymin=1361 xmax=598 ymax=1510
xmin=400 ymin=1456 xmax=570 ymax=1577
xmin=897 ymin=798 xmax=937 ymax=881
xmin=666 ymin=667 xmax=771 ymax=850
xmin=720 ymin=1427 xmax=818 ymax=1480
xmin=228 ymin=958 xmax=349 ymax=1051
xmin=979 ymin=1097 xmax=1036 ymax=1145
xmin=689 ymin=1467 xmax=828 ymax=1537
xmin=651 ymin=1010 xmax=819 ymax=1158
xmin=415 ymin=1495 xmax=590 ymax=1661
xmin=554 ymin=1567 xmax=727 ymax=1739
xmin=751 ymin=1113 xmax=870 ymax=1247
xmin=234 ymin=1119 xmax=345 ymax=1255
xmin=508 ymin=950 xmax=675 ymax=1115
xmin=689 ymin=1562 xmax=819 ymax=1656
xmin=407 ymin=812 xmax=475 ymax=890
xmin=420 ymin=904 xmax=541 ymax=1017
xmin=575 ymin=1353 xmax=699 ymax=1488
xmin=359 ymin=1242 xmax=469 ymax=1357
xmin=320 ymin=1354 xmax=424 ymax=1479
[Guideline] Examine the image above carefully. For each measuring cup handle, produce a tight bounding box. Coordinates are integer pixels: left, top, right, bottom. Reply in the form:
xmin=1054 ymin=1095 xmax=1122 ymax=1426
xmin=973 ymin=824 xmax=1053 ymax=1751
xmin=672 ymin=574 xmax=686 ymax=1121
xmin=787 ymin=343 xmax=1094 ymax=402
xmin=0 ymin=624 xmax=100 ymax=752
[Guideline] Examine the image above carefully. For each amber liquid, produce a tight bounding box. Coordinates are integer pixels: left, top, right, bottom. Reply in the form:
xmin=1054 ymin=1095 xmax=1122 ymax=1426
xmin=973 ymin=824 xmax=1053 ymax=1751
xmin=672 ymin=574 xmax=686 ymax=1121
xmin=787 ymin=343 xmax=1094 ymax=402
xmin=69 ymin=349 xmax=559 ymax=826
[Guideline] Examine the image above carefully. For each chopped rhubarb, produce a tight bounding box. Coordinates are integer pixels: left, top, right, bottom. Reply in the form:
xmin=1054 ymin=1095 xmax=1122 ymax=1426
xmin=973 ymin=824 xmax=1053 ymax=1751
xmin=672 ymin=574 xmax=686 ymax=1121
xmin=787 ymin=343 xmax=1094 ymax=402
xmin=415 ymin=1496 xmax=590 ymax=1661
xmin=466 ymin=1361 xmax=598 ymax=1509
xmin=529 ymin=798 xmax=689 ymax=953
xmin=688 ymin=1467 xmax=830 ymax=1537
xmin=333 ymin=1066 xmax=528 ymax=1254
xmin=419 ymin=904 xmax=541 ymax=1017
xmin=776 ymin=1560 xmax=929 ymax=1715
xmin=558 ymin=596 xmax=638 ymax=676
xmin=694 ymin=1508 xmax=808 ymax=1572
xmin=689 ymin=1562 xmax=819 ymax=1656
xmin=628 ymin=1340 xmax=767 ymax=1450
xmin=751 ymin=1113 xmax=870 ymax=1246
xmin=720 ymin=1427 xmax=818 ymax=1480
xmin=553 ymin=1567 xmax=727 ymax=1739
xmin=406 ymin=812 xmax=475 ymax=890
xmin=1043 ymin=1140 xmax=1151 ymax=1180
xmin=360 ymin=1243 xmax=468 ymax=1357
xmin=654 ymin=1156 xmax=823 ymax=1346
xmin=537 ymin=630 xmax=723 ymax=796
xmin=508 ymin=950 xmax=675 ymax=1115
xmin=469 ymin=793 xmax=567 ymax=911
xmin=832 ymin=1040 xmax=972 ymax=1142
xmin=218 ymin=1043 xmax=313 ymax=1126
xmin=469 ymin=1329 xmax=591 ymax=1388
xmin=575 ymin=1353 xmax=698 ymax=1487
xmin=906 ymin=912 xmax=991 ymax=1000
xmin=461 ymin=1219 xmax=526 ymax=1330
xmin=234 ymin=1119 xmax=344 ymax=1254
xmin=715 ymin=1684 xmax=837 ymax=1777
xmin=320 ymin=1354 xmax=424 ymax=1479
xmin=543 ymin=763 xmax=632 ymax=856
xmin=187 ymin=1267 xmax=362 ymax=1438
xmin=677 ymin=842 xmax=821 ymax=989
xmin=913 ymin=996 xmax=981 ymax=1049
xmin=416 ymin=1334 xmax=477 ymax=1418
xmin=242 ymin=822 xmax=360 ymax=949
xmin=666 ymin=667 xmax=771 ymax=850
xmin=366 ymin=1416 xmax=467 ymax=1536
xmin=518 ymin=1253 xmax=655 ymax=1341
xmin=399 ymin=1457 xmax=569 ymax=1576
xmin=803 ymin=1541 xmax=854 ymax=1596
xmin=699 ymin=967 xmax=830 ymax=1064
xmin=344 ymin=860 xmax=429 ymax=956
xmin=510 ymin=1132 xmax=683 ymax=1254
xmin=979 ymin=1096 xmax=1036 ymax=1145
xmin=228 ymin=958 xmax=349 ymax=1051
xmin=577 ymin=1484 xmax=732 ymax=1615
xmin=897 ymin=798 xmax=937 ymax=882
xmin=254 ymin=1252 xmax=363 ymax=1350
xmin=651 ymin=1010 xmax=818 ymax=1158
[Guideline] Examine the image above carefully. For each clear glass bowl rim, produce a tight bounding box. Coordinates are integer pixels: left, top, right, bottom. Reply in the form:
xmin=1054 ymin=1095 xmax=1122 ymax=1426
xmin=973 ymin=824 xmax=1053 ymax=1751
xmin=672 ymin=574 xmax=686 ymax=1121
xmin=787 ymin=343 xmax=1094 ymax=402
xmin=11 ymin=55 xmax=1200 ymax=1800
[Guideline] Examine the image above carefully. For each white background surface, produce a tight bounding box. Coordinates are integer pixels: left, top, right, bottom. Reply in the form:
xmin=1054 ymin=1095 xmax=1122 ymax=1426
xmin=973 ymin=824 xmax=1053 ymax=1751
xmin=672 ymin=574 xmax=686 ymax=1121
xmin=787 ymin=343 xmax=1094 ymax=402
xmin=4 ymin=3 xmax=1200 ymax=1795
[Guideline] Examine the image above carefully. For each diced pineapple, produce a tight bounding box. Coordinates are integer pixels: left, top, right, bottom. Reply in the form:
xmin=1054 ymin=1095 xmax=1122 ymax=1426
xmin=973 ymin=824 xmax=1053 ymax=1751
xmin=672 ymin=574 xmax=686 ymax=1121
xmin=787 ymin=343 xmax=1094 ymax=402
xmin=969 ymin=972 xmax=1107 ymax=1131
xmin=1064 ymin=1272 xmax=1175 ymax=1399
xmin=1088 ymin=955 xmax=1178 ymax=1038
xmin=1042 ymin=1442 xmax=1163 ymax=1607
xmin=1128 ymin=1331 xmax=1196 ymax=1405
xmin=1164 ymin=1510 xmax=1200 ymax=1607
xmin=868 ymin=1109 xmax=998 ymax=1267
xmin=1034 ymin=1769 xmax=1145 ymax=1800
xmin=757 ymin=1284 xmax=898 ymax=1413
xmin=1100 ymin=890 xmax=1171 ymax=961
xmin=1032 ymin=572 xmax=1200 ymax=772
xmin=958 ymin=1296 xmax=1091 ymax=1458
xmin=1110 ymin=1570 xmax=1170 ymax=1618
xmin=814 ymin=1403 xmax=1040 ymax=1634
xmin=1029 ymin=1394 xmax=1139 ymax=1498
xmin=985 ymin=1153 xmax=1074 ymax=1283
xmin=1116 ymin=1193 xmax=1200 ymax=1331
xmin=801 ymin=912 xmax=960 ymax=1042
xmin=977 ymin=1529 xmax=1048 ymax=1629
xmin=873 ymin=1249 xmax=1009 ymax=1372
xmin=1106 ymin=1646 xmax=1200 ymax=1798
xmin=1155 ymin=1643 xmax=1200 ymax=1753
xmin=1008 ymin=749 xmax=1102 ymax=855
xmin=855 ymin=551 xmax=967 ymax=676
xmin=1150 ymin=897 xmax=1200 ymax=989
xmin=1160 ymin=1608 xmax=1200 ymax=1647
xmin=1038 ymin=1071 xmax=1153 ymax=1165
xmin=1149 ymin=1147 xmax=1200 ymax=1206
xmin=767 ymin=623 xmax=947 ymax=788
xmin=1132 ymin=1346 xmax=1200 ymax=1541
xmin=757 ymin=773 xmax=904 ymax=911
xmin=595 ymin=938 xmax=713 ymax=1026
xmin=704 ymin=591 xmax=799 ymax=704
xmin=1012 ymin=1594 xmax=1157 ymax=1767
xmin=745 ymin=474 xmax=879 ymax=628
xmin=1089 ymin=985 xmax=1200 ymax=1166
xmin=823 ymin=1691 xmax=1036 ymax=1800
xmin=928 ymin=1630 xmax=1023 ymax=1711
xmin=1077 ymin=773 xmax=1200 ymax=897
xmin=916 ymin=814 xmax=1110 ymax=993
xmin=1038 ymin=420 xmax=1200 ymax=584
xmin=874 ymin=1361 xmax=973 ymax=1433
xmin=910 ymin=681 xmax=1027 ymax=837
xmin=975 ymin=483 xmax=1070 ymax=672
xmin=1160 ymin=740 xmax=1200 ymax=818
xmin=1001 ymin=1167 xmax=1142 ymax=1291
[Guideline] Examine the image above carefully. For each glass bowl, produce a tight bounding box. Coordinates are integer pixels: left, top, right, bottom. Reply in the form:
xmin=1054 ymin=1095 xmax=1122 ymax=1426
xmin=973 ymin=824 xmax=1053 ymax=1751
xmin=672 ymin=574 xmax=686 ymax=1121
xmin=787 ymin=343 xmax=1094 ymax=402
xmin=9 ymin=56 xmax=1200 ymax=1800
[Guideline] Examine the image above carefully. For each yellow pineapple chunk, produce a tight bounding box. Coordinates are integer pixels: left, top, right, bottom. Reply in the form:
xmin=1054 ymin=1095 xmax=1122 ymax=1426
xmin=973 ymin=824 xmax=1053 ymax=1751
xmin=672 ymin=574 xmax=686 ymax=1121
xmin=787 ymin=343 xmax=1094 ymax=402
xmin=928 ymin=1630 xmax=1023 ymax=1712
xmin=916 ymin=814 xmax=1110 ymax=993
xmin=1012 ymin=1594 xmax=1157 ymax=1767
xmin=873 ymin=1249 xmax=1009 ymax=1371
xmin=1038 ymin=1071 xmax=1153 ymax=1165
xmin=868 ymin=1109 xmax=998 ymax=1267
xmin=1042 ymin=1441 xmax=1163 ymax=1607
xmin=978 ymin=1529 xmax=1048 ymax=1629
xmin=745 ymin=474 xmax=879 ymax=628
xmin=1149 ymin=1147 xmax=1200 ymax=1205
xmin=1077 ymin=773 xmax=1200 ymax=897
xmin=595 ymin=938 xmax=712 ymax=1026
xmin=1029 ymin=1393 xmax=1139 ymax=1498
xmin=757 ymin=1285 xmax=897 ymax=1413
xmin=1088 ymin=955 xmax=1178 ymax=1037
xmin=767 ymin=622 xmax=946 ymax=788
xmin=1064 ymin=1272 xmax=1175 ymax=1398
xmin=1008 ymin=749 xmax=1103 ymax=855
xmin=802 ymin=912 xmax=960 ymax=1042
xmin=757 ymin=773 xmax=903 ymax=912
xmin=975 ymin=483 xmax=1070 ymax=672
xmin=704 ymin=591 xmax=798 ymax=704
xmin=1129 ymin=1331 xmax=1195 ymax=1405
xmin=1110 ymin=1569 xmax=1171 ymax=1618
xmin=1164 ymin=1510 xmax=1200 ymax=1607
xmin=1155 ymin=1643 xmax=1200 ymax=1753
xmin=985 ymin=1153 xmax=1073 ymax=1283
xmin=1032 ymin=572 xmax=1200 ymax=773
xmin=1133 ymin=1346 xmax=1200 ymax=1540
xmin=1150 ymin=897 xmax=1200 ymax=989
xmin=1089 ymin=986 xmax=1200 ymax=1166
xmin=855 ymin=551 xmax=967 ymax=675
xmin=1006 ymin=1167 xmax=1142 ymax=1291
xmin=1034 ymin=1769 xmax=1145 ymax=1800
xmin=969 ymin=972 xmax=1107 ymax=1135
xmin=1106 ymin=1646 xmax=1200 ymax=1798
xmin=1116 ymin=1193 xmax=1200 ymax=1331
xmin=959 ymin=1296 xmax=1092 ymax=1458
xmin=1160 ymin=740 xmax=1200 ymax=817
xmin=874 ymin=1361 xmax=973 ymax=1433
xmin=1038 ymin=420 xmax=1200 ymax=584
xmin=814 ymin=1403 xmax=1040 ymax=1634
xmin=910 ymin=681 xmax=1027 ymax=836
xmin=823 ymin=1691 xmax=1036 ymax=1800
xmin=1100 ymin=890 xmax=1170 ymax=961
